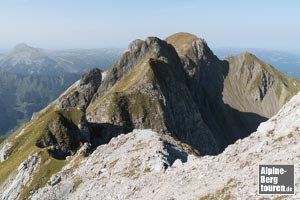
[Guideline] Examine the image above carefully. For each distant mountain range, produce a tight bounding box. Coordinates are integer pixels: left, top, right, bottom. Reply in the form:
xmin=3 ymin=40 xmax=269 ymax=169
xmin=0 ymin=72 xmax=79 ymax=137
xmin=0 ymin=43 xmax=123 ymax=75
xmin=0 ymin=44 xmax=122 ymax=137
xmin=213 ymin=47 xmax=300 ymax=79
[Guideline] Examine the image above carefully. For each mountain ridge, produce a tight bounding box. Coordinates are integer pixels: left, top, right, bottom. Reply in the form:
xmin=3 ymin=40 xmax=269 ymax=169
xmin=214 ymin=47 xmax=300 ymax=79
xmin=1 ymin=32 xmax=300 ymax=199
xmin=0 ymin=43 xmax=123 ymax=75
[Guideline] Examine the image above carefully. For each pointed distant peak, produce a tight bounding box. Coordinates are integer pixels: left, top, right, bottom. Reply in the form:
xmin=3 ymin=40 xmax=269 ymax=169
xmin=224 ymin=51 xmax=282 ymax=77
xmin=237 ymin=51 xmax=261 ymax=62
xmin=225 ymin=51 xmax=258 ymax=61
xmin=14 ymin=42 xmax=29 ymax=48
xmin=240 ymin=51 xmax=256 ymax=57
xmin=13 ymin=43 xmax=30 ymax=50
xmin=12 ymin=43 xmax=40 ymax=53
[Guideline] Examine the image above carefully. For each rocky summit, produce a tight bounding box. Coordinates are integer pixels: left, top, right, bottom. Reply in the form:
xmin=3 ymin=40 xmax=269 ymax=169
xmin=0 ymin=32 xmax=300 ymax=200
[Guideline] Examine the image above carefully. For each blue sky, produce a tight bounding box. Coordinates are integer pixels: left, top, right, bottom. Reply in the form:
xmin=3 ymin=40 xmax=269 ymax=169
xmin=0 ymin=0 xmax=299 ymax=50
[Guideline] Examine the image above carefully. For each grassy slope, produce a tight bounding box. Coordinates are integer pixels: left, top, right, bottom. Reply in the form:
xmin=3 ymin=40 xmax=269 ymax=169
xmin=86 ymin=56 xmax=166 ymax=131
xmin=165 ymin=32 xmax=198 ymax=51
xmin=0 ymin=106 xmax=83 ymax=199
xmin=252 ymin=53 xmax=300 ymax=103
xmin=225 ymin=53 xmax=300 ymax=106
xmin=87 ymin=54 xmax=154 ymax=115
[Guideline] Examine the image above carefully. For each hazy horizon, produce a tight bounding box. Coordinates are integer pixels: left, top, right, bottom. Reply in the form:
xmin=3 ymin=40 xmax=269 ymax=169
xmin=1 ymin=0 xmax=300 ymax=51
xmin=2 ymin=44 xmax=300 ymax=57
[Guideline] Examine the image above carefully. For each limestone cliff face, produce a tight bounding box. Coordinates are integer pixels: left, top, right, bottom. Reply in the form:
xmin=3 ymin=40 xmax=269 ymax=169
xmin=224 ymin=52 xmax=300 ymax=118
xmin=166 ymin=32 xmax=300 ymax=150
xmin=56 ymin=68 xmax=102 ymax=111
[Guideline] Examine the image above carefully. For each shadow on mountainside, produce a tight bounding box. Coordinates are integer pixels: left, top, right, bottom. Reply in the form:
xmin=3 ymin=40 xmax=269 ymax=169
xmin=55 ymin=39 xmax=268 ymax=158
xmin=146 ymin=45 xmax=268 ymax=156
xmin=89 ymin=122 xmax=133 ymax=149
xmin=193 ymin=59 xmax=268 ymax=153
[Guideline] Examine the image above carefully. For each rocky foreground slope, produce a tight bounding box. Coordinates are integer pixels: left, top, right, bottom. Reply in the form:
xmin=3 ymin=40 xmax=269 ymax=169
xmin=0 ymin=33 xmax=300 ymax=199
xmin=4 ymin=91 xmax=300 ymax=200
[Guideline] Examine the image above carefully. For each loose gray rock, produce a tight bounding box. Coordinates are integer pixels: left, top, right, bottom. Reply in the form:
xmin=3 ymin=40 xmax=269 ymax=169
xmin=0 ymin=142 xmax=12 ymax=162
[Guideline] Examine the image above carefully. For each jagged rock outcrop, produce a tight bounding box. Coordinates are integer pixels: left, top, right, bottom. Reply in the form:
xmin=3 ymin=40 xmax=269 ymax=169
xmin=0 ymin=154 xmax=40 ymax=200
xmin=56 ymin=68 xmax=102 ymax=111
xmin=48 ymin=175 xmax=61 ymax=186
xmin=0 ymin=142 xmax=12 ymax=162
xmin=35 ymin=110 xmax=82 ymax=159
